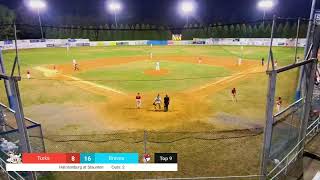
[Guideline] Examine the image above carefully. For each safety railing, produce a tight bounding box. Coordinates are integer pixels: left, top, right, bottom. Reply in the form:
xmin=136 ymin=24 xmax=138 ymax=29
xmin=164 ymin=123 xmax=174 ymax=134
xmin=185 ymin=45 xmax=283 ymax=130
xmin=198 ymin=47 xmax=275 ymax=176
xmin=267 ymin=116 xmax=320 ymax=179
xmin=0 ymin=156 xmax=24 ymax=180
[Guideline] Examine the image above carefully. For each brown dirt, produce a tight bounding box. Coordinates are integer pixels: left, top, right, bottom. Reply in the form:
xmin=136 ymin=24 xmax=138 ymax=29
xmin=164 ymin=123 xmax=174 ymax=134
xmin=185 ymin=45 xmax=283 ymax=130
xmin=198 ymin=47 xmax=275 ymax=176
xmin=144 ymin=69 xmax=169 ymax=76
xmin=53 ymin=56 xmax=147 ymax=74
xmin=53 ymin=55 xmax=259 ymax=74
xmin=39 ymin=56 xmax=265 ymax=131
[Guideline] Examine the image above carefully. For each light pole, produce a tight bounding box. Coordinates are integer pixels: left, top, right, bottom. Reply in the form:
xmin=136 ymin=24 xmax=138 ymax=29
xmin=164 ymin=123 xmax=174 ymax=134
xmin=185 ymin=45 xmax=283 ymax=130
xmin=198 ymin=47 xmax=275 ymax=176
xmin=257 ymin=0 xmax=274 ymax=24
xmin=28 ymin=0 xmax=46 ymax=39
xmin=180 ymin=1 xmax=195 ymax=26
xmin=108 ymin=1 xmax=122 ymax=28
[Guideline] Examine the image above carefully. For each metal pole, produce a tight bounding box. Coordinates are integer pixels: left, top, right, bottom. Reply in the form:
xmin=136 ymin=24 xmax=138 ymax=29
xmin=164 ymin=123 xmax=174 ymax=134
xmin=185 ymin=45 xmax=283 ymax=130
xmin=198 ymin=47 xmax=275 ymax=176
xmin=187 ymin=16 xmax=189 ymax=26
xmin=260 ymin=71 xmax=277 ymax=180
xmin=9 ymin=79 xmax=32 ymax=153
xmin=143 ymin=130 xmax=147 ymax=154
xmin=267 ymin=16 xmax=276 ymax=71
xmin=294 ymin=18 xmax=301 ymax=63
xmin=260 ymin=15 xmax=277 ymax=180
xmin=114 ymin=11 xmax=118 ymax=29
xmin=263 ymin=10 xmax=266 ymax=25
xmin=304 ymin=0 xmax=317 ymax=57
xmin=299 ymin=59 xmax=317 ymax=146
xmin=10 ymin=24 xmax=21 ymax=78
xmin=296 ymin=0 xmax=317 ymax=99
xmin=10 ymin=24 xmax=36 ymax=179
xmin=0 ymin=48 xmax=15 ymax=108
xmin=39 ymin=125 xmax=46 ymax=153
xmin=9 ymin=78 xmax=37 ymax=180
xmin=37 ymin=9 xmax=44 ymax=39
xmin=0 ymin=108 xmax=6 ymax=132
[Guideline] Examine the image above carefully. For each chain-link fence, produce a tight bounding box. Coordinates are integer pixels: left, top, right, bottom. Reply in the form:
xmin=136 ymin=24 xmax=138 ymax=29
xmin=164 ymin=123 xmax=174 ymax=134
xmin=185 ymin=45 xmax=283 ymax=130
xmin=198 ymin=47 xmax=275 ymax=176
xmin=305 ymin=75 xmax=320 ymax=142
xmin=270 ymin=98 xmax=304 ymax=161
xmin=266 ymin=98 xmax=304 ymax=178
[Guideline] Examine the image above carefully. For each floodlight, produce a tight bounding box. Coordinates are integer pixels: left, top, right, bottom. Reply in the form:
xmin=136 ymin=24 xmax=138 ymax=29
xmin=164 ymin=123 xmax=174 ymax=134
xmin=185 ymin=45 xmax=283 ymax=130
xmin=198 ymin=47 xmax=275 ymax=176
xmin=28 ymin=0 xmax=46 ymax=39
xmin=179 ymin=1 xmax=195 ymax=25
xmin=258 ymin=0 xmax=274 ymax=10
xmin=109 ymin=2 xmax=122 ymax=12
xmin=181 ymin=2 xmax=194 ymax=14
xmin=28 ymin=0 xmax=46 ymax=10
xmin=107 ymin=1 xmax=122 ymax=28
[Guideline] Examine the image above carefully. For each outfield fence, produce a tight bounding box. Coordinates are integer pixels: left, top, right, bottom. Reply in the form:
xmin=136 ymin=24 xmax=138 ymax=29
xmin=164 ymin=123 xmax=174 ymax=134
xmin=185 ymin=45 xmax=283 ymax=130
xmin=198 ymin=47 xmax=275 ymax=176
xmin=0 ymin=38 xmax=307 ymax=50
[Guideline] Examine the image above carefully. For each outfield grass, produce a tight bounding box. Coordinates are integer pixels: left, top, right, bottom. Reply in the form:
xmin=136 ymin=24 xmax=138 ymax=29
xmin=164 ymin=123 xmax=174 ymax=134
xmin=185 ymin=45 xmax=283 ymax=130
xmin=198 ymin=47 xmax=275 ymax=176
xmin=76 ymin=60 xmax=231 ymax=92
xmin=2 ymin=45 xmax=303 ymax=68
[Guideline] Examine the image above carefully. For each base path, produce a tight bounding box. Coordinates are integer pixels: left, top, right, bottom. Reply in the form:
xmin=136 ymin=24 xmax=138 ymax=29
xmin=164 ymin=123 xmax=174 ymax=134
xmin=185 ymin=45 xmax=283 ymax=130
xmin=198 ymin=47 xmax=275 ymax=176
xmin=34 ymin=66 xmax=127 ymax=96
xmin=190 ymin=66 xmax=264 ymax=94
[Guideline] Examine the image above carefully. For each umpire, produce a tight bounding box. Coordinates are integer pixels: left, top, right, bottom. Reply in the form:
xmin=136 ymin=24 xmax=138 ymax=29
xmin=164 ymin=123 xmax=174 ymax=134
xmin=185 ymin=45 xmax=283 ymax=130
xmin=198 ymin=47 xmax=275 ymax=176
xmin=164 ymin=94 xmax=170 ymax=112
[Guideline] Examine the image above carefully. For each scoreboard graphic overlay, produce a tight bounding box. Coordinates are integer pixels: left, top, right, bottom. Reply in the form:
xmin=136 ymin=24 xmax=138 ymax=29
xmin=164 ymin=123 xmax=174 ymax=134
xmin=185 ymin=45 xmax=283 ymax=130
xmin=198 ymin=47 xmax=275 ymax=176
xmin=6 ymin=153 xmax=178 ymax=172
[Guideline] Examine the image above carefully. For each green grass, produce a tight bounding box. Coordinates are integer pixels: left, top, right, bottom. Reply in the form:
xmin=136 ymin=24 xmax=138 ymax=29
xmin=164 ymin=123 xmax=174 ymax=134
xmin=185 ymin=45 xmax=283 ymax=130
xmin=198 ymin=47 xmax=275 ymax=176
xmin=2 ymin=45 xmax=303 ymax=67
xmin=209 ymin=69 xmax=299 ymax=121
xmin=76 ymin=60 xmax=231 ymax=92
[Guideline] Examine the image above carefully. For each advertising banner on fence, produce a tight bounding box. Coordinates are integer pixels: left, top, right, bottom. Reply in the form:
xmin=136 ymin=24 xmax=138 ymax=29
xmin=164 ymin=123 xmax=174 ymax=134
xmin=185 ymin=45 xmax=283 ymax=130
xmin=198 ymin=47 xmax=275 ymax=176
xmin=0 ymin=38 xmax=306 ymax=50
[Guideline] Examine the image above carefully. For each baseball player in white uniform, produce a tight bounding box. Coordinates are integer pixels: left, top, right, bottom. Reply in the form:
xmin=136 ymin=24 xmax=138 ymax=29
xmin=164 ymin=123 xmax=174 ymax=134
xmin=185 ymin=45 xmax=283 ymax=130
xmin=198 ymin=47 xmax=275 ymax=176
xmin=73 ymin=59 xmax=79 ymax=71
xmin=238 ymin=58 xmax=242 ymax=66
xmin=155 ymin=61 xmax=160 ymax=71
xmin=153 ymin=94 xmax=161 ymax=110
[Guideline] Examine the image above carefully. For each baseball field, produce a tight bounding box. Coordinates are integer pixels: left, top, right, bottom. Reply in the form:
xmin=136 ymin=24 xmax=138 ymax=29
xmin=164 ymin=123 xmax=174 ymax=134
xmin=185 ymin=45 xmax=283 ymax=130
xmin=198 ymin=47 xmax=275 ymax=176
xmin=1 ymin=45 xmax=303 ymax=179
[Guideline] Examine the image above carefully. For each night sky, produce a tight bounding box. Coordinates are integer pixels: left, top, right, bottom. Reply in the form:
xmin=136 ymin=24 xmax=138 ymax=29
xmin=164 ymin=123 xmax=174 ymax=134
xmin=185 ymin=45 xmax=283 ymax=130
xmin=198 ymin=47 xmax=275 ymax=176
xmin=0 ymin=0 xmax=319 ymax=26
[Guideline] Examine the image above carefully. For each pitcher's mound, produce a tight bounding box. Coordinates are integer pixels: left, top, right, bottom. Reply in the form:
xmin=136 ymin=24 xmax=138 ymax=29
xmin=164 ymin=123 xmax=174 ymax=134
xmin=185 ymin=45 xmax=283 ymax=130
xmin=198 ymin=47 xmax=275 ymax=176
xmin=144 ymin=69 xmax=169 ymax=76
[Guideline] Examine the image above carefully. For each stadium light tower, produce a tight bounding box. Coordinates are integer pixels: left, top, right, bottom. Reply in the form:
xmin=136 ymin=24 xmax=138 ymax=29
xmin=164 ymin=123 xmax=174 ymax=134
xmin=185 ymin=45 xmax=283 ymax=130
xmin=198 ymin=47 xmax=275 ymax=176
xmin=180 ymin=1 xmax=195 ymax=26
xmin=28 ymin=0 xmax=46 ymax=39
xmin=108 ymin=1 xmax=122 ymax=28
xmin=258 ymin=0 xmax=274 ymax=23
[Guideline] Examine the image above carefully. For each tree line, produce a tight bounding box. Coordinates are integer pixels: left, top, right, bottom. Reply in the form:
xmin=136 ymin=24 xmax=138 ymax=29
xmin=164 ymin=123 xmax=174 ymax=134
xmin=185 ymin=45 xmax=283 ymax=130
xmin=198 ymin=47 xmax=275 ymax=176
xmin=0 ymin=4 xmax=308 ymax=41
xmin=43 ymin=22 xmax=308 ymax=41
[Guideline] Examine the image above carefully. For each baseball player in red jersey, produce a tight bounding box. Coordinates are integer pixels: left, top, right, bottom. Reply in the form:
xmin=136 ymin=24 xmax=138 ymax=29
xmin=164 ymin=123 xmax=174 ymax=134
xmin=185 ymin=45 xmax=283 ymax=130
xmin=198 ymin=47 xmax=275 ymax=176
xmin=27 ymin=70 xmax=31 ymax=79
xmin=231 ymin=88 xmax=237 ymax=102
xmin=276 ymin=97 xmax=282 ymax=112
xmin=198 ymin=57 xmax=202 ymax=64
xmin=136 ymin=93 xmax=142 ymax=109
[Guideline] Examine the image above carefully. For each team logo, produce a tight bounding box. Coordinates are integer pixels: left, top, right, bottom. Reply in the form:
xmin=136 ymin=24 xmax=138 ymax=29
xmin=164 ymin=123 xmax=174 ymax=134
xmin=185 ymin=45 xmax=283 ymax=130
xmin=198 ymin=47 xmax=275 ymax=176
xmin=7 ymin=153 xmax=22 ymax=164
xmin=143 ymin=154 xmax=151 ymax=163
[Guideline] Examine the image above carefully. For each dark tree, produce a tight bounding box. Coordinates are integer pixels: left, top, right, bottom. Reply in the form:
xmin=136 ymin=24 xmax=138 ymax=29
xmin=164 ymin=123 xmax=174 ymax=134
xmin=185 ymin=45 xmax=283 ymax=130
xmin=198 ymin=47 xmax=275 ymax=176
xmin=0 ymin=5 xmax=15 ymax=39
